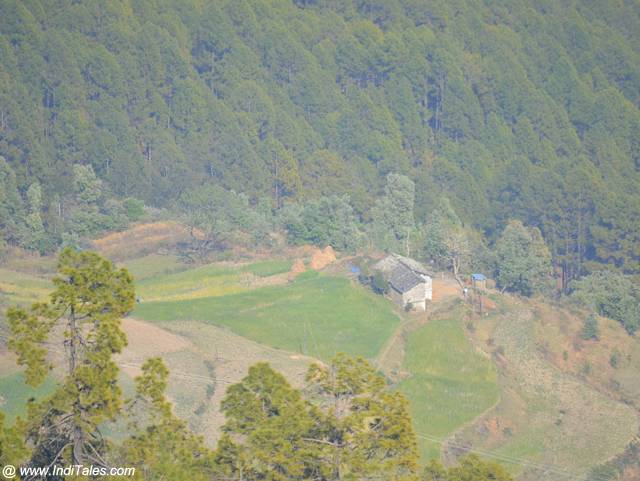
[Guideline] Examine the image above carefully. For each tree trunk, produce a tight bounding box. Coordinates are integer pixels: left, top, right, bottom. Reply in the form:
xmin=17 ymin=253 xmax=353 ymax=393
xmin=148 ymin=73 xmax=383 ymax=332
xmin=68 ymin=306 xmax=85 ymax=464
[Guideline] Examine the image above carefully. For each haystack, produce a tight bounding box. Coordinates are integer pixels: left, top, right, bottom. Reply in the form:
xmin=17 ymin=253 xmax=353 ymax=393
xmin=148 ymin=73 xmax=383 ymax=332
xmin=309 ymin=246 xmax=336 ymax=270
xmin=288 ymin=258 xmax=307 ymax=281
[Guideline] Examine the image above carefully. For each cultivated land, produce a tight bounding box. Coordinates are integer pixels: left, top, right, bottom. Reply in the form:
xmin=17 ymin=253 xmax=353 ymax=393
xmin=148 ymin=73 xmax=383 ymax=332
xmin=0 ymin=267 xmax=51 ymax=306
xmin=134 ymin=270 xmax=401 ymax=360
xmin=398 ymin=309 xmax=500 ymax=461
xmin=134 ymin=258 xmax=293 ymax=301
xmin=1 ymin=238 xmax=639 ymax=479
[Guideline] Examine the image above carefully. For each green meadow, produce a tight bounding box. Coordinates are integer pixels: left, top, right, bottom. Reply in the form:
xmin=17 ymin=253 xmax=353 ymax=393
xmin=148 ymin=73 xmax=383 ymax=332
xmin=398 ymin=314 xmax=500 ymax=461
xmin=134 ymin=271 xmax=400 ymax=360
xmin=0 ymin=268 xmax=51 ymax=306
xmin=0 ymin=373 xmax=56 ymax=424
xmin=121 ymin=254 xmax=186 ymax=281
xmin=133 ymin=259 xmax=293 ymax=302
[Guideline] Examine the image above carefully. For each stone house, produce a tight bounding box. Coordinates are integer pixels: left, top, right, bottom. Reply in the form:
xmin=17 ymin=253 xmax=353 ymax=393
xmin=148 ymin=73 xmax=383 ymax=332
xmin=373 ymin=254 xmax=433 ymax=311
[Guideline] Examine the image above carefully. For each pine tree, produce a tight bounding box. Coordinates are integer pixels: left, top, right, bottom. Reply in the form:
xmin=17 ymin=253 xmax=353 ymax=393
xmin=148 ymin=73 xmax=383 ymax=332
xmin=0 ymin=413 xmax=28 ymax=475
xmin=216 ymin=362 xmax=318 ymax=480
xmin=7 ymin=248 xmax=135 ymax=469
xmin=495 ymin=220 xmax=553 ymax=296
xmin=423 ymin=454 xmax=513 ymax=481
xmin=306 ymin=353 xmax=420 ymax=481
xmin=118 ymin=358 xmax=218 ymax=481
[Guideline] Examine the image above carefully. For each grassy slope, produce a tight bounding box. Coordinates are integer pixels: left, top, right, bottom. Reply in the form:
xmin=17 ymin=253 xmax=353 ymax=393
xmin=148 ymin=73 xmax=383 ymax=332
xmin=452 ymin=297 xmax=638 ymax=481
xmin=0 ymin=268 xmax=51 ymax=306
xmin=398 ymin=313 xmax=500 ymax=461
xmin=0 ymin=373 xmax=55 ymax=424
xmin=120 ymin=254 xmax=186 ymax=281
xmin=134 ymin=259 xmax=292 ymax=301
xmin=134 ymin=271 xmax=400 ymax=360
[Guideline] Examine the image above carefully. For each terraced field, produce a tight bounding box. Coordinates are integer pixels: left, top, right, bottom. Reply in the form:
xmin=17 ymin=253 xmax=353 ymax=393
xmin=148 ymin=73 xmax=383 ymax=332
xmin=0 ymin=267 xmax=51 ymax=306
xmin=134 ymin=270 xmax=401 ymax=360
xmin=396 ymin=309 xmax=500 ymax=461
xmin=0 ymin=373 xmax=55 ymax=423
xmin=2 ymin=249 xmax=638 ymax=480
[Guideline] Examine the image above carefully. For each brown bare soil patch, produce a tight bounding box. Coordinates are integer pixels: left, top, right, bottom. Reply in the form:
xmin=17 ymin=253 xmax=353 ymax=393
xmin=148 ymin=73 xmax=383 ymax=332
xmin=91 ymin=222 xmax=201 ymax=260
xmin=532 ymin=301 xmax=640 ymax=410
xmin=432 ymin=276 xmax=461 ymax=302
xmin=622 ymin=464 xmax=640 ymax=481
xmin=116 ymin=318 xmax=193 ymax=377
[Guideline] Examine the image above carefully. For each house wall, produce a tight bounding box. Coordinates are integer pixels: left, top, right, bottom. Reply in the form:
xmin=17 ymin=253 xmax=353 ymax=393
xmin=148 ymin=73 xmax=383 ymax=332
xmin=472 ymin=279 xmax=486 ymax=290
xmin=390 ymin=288 xmax=404 ymax=307
xmin=423 ymin=275 xmax=433 ymax=300
xmin=402 ymin=283 xmax=428 ymax=311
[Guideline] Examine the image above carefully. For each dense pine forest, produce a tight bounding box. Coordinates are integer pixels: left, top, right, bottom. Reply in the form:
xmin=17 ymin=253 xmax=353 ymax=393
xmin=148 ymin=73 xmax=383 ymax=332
xmin=1 ymin=0 xmax=639 ymax=280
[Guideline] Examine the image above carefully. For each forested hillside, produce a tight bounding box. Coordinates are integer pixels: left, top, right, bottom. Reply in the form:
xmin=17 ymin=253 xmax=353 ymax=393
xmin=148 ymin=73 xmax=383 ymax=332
xmin=1 ymin=0 xmax=639 ymax=281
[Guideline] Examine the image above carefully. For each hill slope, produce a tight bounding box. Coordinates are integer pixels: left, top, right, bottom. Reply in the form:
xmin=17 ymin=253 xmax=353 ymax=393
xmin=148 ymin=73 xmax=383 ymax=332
xmin=1 ymin=0 xmax=639 ymax=274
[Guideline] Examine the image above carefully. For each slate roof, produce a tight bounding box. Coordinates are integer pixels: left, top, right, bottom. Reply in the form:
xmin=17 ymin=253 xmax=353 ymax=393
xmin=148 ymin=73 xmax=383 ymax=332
xmin=373 ymin=254 xmax=431 ymax=276
xmin=472 ymin=273 xmax=487 ymax=281
xmin=388 ymin=264 xmax=425 ymax=293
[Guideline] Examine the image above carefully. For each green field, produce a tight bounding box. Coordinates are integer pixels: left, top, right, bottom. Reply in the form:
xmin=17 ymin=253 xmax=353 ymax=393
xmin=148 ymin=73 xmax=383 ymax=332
xmin=134 ymin=259 xmax=293 ymax=301
xmin=398 ymin=314 xmax=500 ymax=461
xmin=134 ymin=271 xmax=400 ymax=360
xmin=120 ymin=254 xmax=186 ymax=281
xmin=0 ymin=268 xmax=51 ymax=306
xmin=0 ymin=373 xmax=56 ymax=424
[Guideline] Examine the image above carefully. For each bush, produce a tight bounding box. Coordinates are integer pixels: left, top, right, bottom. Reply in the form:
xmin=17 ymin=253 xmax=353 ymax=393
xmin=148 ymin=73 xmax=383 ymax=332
xmin=609 ymin=351 xmax=619 ymax=369
xmin=123 ymin=197 xmax=145 ymax=221
xmin=571 ymin=271 xmax=639 ymax=335
xmin=371 ymin=271 xmax=389 ymax=295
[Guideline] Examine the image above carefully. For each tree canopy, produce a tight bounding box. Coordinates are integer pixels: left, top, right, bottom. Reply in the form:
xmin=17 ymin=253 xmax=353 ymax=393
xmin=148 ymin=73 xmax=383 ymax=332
xmin=0 ymin=0 xmax=638 ymax=283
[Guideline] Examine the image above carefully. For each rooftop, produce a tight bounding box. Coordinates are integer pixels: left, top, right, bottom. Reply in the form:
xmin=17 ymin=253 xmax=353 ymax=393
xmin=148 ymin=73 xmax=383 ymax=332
xmin=388 ymin=265 xmax=425 ymax=293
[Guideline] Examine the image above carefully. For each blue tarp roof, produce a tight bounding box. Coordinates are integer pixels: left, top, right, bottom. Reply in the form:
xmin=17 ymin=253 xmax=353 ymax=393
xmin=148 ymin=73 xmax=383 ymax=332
xmin=472 ymin=273 xmax=487 ymax=280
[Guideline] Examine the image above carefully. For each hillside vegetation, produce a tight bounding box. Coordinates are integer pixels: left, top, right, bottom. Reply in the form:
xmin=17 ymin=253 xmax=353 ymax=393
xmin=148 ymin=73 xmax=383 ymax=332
xmin=0 ymin=0 xmax=639 ymax=281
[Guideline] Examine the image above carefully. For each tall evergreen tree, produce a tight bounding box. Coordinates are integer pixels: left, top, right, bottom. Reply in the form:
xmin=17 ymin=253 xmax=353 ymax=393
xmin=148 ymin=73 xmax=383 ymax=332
xmin=7 ymin=248 xmax=135 ymax=468
xmin=495 ymin=220 xmax=553 ymax=296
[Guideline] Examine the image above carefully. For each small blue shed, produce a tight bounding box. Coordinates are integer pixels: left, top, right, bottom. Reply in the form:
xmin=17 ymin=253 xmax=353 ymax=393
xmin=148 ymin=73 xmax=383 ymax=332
xmin=471 ymin=273 xmax=487 ymax=289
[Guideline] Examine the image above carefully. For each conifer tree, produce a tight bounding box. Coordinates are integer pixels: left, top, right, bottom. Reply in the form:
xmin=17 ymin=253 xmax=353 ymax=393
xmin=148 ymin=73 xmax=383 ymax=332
xmin=582 ymin=314 xmax=600 ymax=341
xmin=0 ymin=413 xmax=27 ymax=475
xmin=423 ymin=455 xmax=513 ymax=481
xmin=305 ymin=353 xmax=420 ymax=481
xmin=7 ymin=248 xmax=135 ymax=469
xmin=216 ymin=362 xmax=318 ymax=480
xmin=118 ymin=358 xmax=218 ymax=481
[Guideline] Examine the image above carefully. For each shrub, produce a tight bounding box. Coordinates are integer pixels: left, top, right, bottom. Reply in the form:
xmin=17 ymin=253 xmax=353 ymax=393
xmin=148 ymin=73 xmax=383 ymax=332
xmin=581 ymin=314 xmax=599 ymax=340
